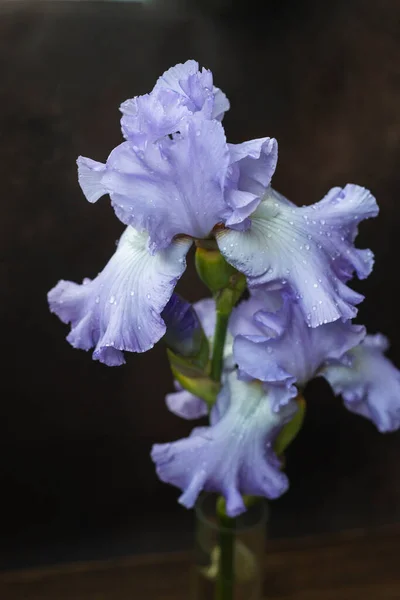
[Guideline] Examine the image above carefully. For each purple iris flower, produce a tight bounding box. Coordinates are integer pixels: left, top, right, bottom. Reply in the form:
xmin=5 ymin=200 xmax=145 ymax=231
xmin=321 ymin=334 xmax=400 ymax=433
xmin=152 ymin=371 xmax=297 ymax=517
xmin=49 ymin=61 xmax=277 ymax=364
xmin=49 ymin=60 xmax=378 ymax=366
xmin=231 ymin=290 xmax=366 ymax=393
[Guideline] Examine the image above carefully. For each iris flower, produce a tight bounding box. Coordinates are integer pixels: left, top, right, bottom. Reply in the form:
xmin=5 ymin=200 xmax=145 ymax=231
xmin=48 ymin=59 xmax=400 ymax=518
xmin=49 ymin=60 xmax=377 ymax=365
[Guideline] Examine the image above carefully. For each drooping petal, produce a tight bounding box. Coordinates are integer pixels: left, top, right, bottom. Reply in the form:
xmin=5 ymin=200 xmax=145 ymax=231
xmin=217 ymin=185 xmax=378 ymax=327
xmin=153 ymin=60 xmax=229 ymax=120
xmin=48 ymin=227 xmax=191 ymax=365
xmin=152 ymin=372 xmax=297 ymax=517
xmin=233 ymin=291 xmax=366 ymax=388
xmin=321 ymin=334 xmax=400 ymax=433
xmin=83 ymin=114 xmax=230 ymax=252
xmin=166 ymin=383 xmax=208 ymax=420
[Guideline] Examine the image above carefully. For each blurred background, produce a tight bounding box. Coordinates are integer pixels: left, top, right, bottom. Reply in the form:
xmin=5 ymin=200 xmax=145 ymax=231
xmin=1 ymin=0 xmax=400 ymax=571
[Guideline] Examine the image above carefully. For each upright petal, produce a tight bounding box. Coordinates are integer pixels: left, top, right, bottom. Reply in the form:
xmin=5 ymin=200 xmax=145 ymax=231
xmin=217 ymin=185 xmax=378 ymax=327
xmin=87 ymin=114 xmax=230 ymax=252
xmin=225 ymin=138 xmax=278 ymax=227
xmin=321 ymin=334 xmax=400 ymax=433
xmin=152 ymin=372 xmax=297 ymax=517
xmin=48 ymin=227 xmax=191 ymax=365
xmin=120 ymin=89 xmax=191 ymax=144
xmin=153 ymin=60 xmax=229 ymax=120
xmin=233 ymin=291 xmax=366 ymax=388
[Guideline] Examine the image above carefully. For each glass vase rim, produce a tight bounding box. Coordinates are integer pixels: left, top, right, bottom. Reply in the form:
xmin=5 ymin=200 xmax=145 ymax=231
xmin=194 ymin=493 xmax=269 ymax=533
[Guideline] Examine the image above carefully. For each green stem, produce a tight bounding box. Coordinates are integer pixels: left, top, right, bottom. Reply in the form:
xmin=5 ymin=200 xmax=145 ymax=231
xmin=209 ymin=294 xmax=237 ymax=600
xmin=215 ymin=497 xmax=236 ymax=600
xmin=210 ymin=311 xmax=229 ymax=382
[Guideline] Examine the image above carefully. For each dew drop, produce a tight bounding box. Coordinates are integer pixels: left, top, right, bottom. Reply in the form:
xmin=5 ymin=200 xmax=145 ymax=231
xmin=95 ymin=296 xmax=100 ymax=304
xmin=109 ymin=296 xmax=115 ymax=304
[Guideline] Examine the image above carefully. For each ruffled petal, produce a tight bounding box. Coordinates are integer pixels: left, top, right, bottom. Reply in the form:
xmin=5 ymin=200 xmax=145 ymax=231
xmin=233 ymin=291 xmax=366 ymax=387
xmin=217 ymin=185 xmax=378 ymax=327
xmin=120 ymin=89 xmax=191 ymax=144
xmin=48 ymin=227 xmax=191 ymax=365
xmin=166 ymin=383 xmax=208 ymax=420
xmin=229 ymin=136 xmax=277 ymax=196
xmin=224 ymin=138 xmax=278 ymax=228
xmin=92 ymin=114 xmax=230 ymax=251
xmin=153 ymin=60 xmax=229 ymax=120
xmin=321 ymin=334 xmax=400 ymax=433
xmin=152 ymin=372 xmax=296 ymax=517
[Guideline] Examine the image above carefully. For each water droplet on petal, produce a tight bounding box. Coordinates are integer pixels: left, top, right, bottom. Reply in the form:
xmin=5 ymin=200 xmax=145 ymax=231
xmin=109 ymin=296 xmax=115 ymax=304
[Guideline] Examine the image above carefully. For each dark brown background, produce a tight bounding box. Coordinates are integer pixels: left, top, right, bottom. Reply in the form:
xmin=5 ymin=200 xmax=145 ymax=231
xmin=1 ymin=0 xmax=399 ymax=570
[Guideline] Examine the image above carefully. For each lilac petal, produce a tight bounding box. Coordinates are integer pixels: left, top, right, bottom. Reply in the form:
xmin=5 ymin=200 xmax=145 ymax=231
xmin=152 ymin=373 xmax=296 ymax=516
xmin=321 ymin=334 xmax=400 ymax=433
xmin=217 ymin=185 xmax=378 ymax=327
xmin=77 ymin=157 xmax=107 ymax=203
xmin=153 ymin=60 xmax=229 ymax=120
xmin=95 ymin=114 xmax=230 ymax=251
xmin=166 ymin=384 xmax=208 ymax=420
xmin=224 ymin=138 xmax=278 ymax=228
xmin=230 ymin=290 xmax=284 ymax=338
xmin=212 ymin=87 xmax=230 ymax=121
xmin=233 ymin=292 xmax=366 ymax=387
xmin=48 ymin=227 xmax=191 ymax=365
xmin=162 ymin=294 xmax=204 ymax=358
xmin=193 ymin=298 xmax=216 ymax=338
xmin=120 ymin=89 xmax=191 ymax=144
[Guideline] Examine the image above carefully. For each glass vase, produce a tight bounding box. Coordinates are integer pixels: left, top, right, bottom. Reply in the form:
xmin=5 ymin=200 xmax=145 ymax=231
xmin=192 ymin=494 xmax=268 ymax=600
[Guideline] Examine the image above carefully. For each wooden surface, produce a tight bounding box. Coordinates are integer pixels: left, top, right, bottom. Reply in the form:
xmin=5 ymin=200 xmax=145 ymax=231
xmin=0 ymin=527 xmax=399 ymax=599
